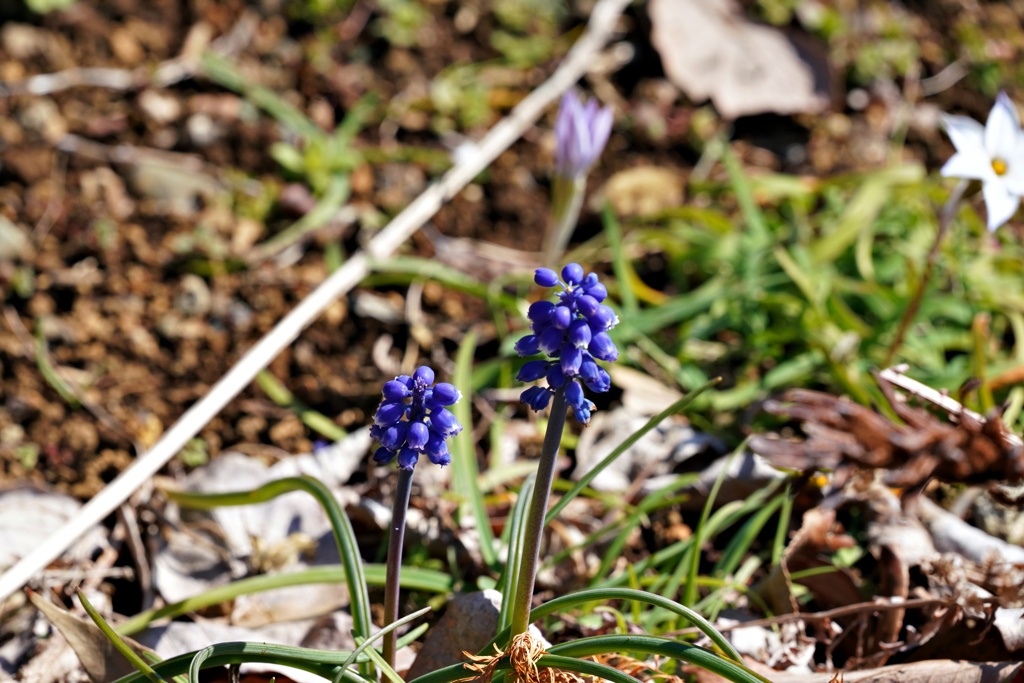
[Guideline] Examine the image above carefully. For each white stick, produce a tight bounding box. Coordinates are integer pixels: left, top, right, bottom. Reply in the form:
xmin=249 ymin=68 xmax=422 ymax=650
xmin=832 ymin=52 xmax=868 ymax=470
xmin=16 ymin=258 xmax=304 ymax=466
xmin=0 ymin=0 xmax=629 ymax=604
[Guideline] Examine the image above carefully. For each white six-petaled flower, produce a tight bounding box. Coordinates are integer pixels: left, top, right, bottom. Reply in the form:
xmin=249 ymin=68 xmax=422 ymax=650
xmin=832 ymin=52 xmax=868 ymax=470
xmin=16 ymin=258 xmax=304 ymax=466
xmin=941 ymin=91 xmax=1024 ymax=231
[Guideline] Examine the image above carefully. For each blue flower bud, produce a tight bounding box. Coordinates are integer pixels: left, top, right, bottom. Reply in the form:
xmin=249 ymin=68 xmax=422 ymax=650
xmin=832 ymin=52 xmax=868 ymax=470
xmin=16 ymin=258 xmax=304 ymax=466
xmin=373 ymin=447 xmax=395 ymax=464
xmin=561 ymin=344 xmax=583 ymax=376
xmin=561 ymin=263 xmax=584 ymax=285
xmin=379 ymin=423 xmax=407 ymax=450
xmin=413 ymin=366 xmax=435 ymax=386
xmin=588 ymin=305 xmax=617 ymax=331
xmin=521 ymin=385 xmax=552 ymax=411
xmin=538 ymin=326 xmax=565 ymax=356
xmin=374 ymin=400 xmax=406 ymax=426
xmin=577 ymin=294 xmax=600 ymax=317
xmin=382 ymin=380 xmax=411 ymax=400
xmin=590 ymin=331 xmax=618 ymax=361
xmin=568 ymin=319 xmax=592 ymax=348
xmin=425 ymin=434 xmax=451 ymax=466
xmin=573 ymin=400 xmax=595 ymax=425
xmin=583 ymin=280 xmax=607 ymax=302
xmin=431 ymin=383 xmax=461 ymax=406
xmin=565 ymin=378 xmax=584 ymax=410
xmin=528 ymin=300 xmax=556 ymax=323
xmin=517 ymin=359 xmax=550 ymax=382
xmin=552 ymin=306 xmax=572 ymax=330
xmin=580 ymin=358 xmax=611 ymax=393
xmin=430 ymin=408 xmax=462 ymax=438
xmin=546 ymin=364 xmax=568 ymax=389
xmin=397 ymin=447 xmax=419 ymax=470
xmin=515 ymin=334 xmax=540 ymax=356
xmin=407 ymin=421 xmax=429 ymax=449
xmin=534 ymin=268 xmax=559 ymax=287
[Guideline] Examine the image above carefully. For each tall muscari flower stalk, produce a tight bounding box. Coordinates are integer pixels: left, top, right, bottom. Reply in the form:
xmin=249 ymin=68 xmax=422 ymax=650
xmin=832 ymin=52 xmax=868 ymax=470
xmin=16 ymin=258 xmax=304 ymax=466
xmin=543 ymin=91 xmax=613 ymax=266
xmin=509 ymin=263 xmax=617 ymax=637
xmin=369 ymin=366 xmax=461 ymax=669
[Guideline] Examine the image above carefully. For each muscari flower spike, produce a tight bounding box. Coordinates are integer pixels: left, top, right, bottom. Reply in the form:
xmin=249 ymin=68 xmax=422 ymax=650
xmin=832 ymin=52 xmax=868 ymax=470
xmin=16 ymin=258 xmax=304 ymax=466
xmin=941 ymin=90 xmax=1024 ymax=231
xmin=554 ymin=91 xmax=613 ymax=180
xmin=370 ymin=366 xmax=462 ymax=470
xmin=515 ymin=263 xmax=618 ymax=424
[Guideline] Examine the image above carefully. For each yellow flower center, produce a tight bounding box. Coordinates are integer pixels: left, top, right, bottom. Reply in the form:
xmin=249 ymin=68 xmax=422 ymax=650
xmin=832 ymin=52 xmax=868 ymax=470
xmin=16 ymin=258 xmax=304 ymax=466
xmin=992 ymin=158 xmax=1009 ymax=176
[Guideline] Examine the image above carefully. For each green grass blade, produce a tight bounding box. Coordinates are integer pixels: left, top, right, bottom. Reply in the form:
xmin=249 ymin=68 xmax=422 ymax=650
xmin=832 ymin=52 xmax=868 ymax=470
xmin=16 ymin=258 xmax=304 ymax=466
xmin=713 ymin=494 xmax=785 ymax=578
xmin=117 ymin=564 xmax=450 ymax=636
xmin=450 ymin=328 xmax=498 ymax=569
xmin=545 ymin=379 xmax=720 ymax=525
xmin=497 ymin=474 xmax=535 ymax=631
xmin=165 ymin=476 xmax=374 ymax=676
xmin=602 ymin=203 xmax=639 ymax=316
xmin=78 ymin=592 xmax=167 ymax=683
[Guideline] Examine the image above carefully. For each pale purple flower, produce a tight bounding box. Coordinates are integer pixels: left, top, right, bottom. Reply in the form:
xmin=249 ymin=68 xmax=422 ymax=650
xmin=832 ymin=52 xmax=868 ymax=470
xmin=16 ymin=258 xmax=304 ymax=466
xmin=941 ymin=91 xmax=1024 ymax=231
xmin=554 ymin=91 xmax=613 ymax=179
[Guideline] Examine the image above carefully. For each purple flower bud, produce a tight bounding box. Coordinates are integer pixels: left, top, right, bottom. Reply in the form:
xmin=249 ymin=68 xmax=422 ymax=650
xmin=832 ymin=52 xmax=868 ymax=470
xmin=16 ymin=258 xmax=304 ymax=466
xmin=565 ymin=378 xmax=584 ymax=410
xmin=397 ymin=447 xmax=419 ymax=470
xmin=425 ymin=434 xmax=450 ymax=466
xmin=407 ymin=421 xmax=430 ymax=449
xmin=568 ymin=319 xmax=592 ymax=348
xmin=534 ymin=268 xmax=559 ymax=287
xmin=430 ymin=408 xmax=462 ymax=438
xmin=373 ymin=447 xmax=395 ymax=464
xmin=515 ymin=334 xmax=540 ymax=356
xmin=577 ymin=294 xmax=600 ymax=317
xmin=521 ymin=385 xmax=553 ymax=411
xmin=588 ymin=305 xmax=618 ymax=331
xmin=560 ymin=344 xmax=583 ymax=376
xmin=382 ymin=380 xmax=411 ymax=400
xmin=561 ymin=263 xmax=584 ymax=285
xmin=413 ymin=366 xmax=435 ymax=386
xmin=583 ymin=281 xmax=607 ymax=302
xmin=517 ymin=359 xmax=550 ymax=382
xmin=573 ymin=400 xmax=595 ymax=425
xmin=538 ymin=325 xmax=565 ymax=356
xmin=528 ymin=300 xmax=556 ymax=324
xmin=580 ymin=357 xmax=611 ymax=393
xmin=590 ymin=331 xmax=618 ymax=361
xmin=374 ymin=400 xmax=406 ymax=426
xmin=379 ymin=423 xmax=407 ymax=450
xmin=432 ymin=383 xmax=461 ymax=406
xmin=546 ymin=364 xmax=568 ymax=389
xmin=554 ymin=92 xmax=613 ymax=178
xmin=552 ymin=305 xmax=572 ymax=330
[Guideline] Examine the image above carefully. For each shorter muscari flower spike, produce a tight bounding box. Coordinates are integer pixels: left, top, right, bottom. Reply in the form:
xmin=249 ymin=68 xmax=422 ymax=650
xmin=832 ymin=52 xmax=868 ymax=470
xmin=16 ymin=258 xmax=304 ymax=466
xmin=515 ymin=263 xmax=618 ymax=424
xmin=554 ymin=91 xmax=613 ymax=180
xmin=941 ymin=90 xmax=1024 ymax=231
xmin=370 ymin=365 xmax=462 ymax=469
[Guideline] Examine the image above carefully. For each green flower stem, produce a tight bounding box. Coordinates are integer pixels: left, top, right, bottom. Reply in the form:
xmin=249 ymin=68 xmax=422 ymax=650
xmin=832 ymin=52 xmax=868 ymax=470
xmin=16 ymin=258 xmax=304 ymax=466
xmin=383 ymin=467 xmax=415 ymax=670
xmin=883 ymin=178 xmax=968 ymax=367
xmin=543 ymin=174 xmax=587 ymax=266
xmin=509 ymin=388 xmax=568 ymax=636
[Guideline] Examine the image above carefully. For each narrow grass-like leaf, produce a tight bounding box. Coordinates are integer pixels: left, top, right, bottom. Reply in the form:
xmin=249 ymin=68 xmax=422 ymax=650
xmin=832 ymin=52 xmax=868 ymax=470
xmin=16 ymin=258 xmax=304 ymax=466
xmin=713 ymin=493 xmax=785 ymax=578
xmin=682 ymin=443 xmax=741 ymax=607
xmin=450 ymin=328 xmax=498 ymax=569
xmin=546 ymin=379 xmax=719 ymax=525
xmin=77 ymin=592 xmax=167 ymax=683
xmin=165 ymin=476 xmax=373 ymax=676
xmin=340 ymin=606 xmax=431 ymax=674
xmin=497 ymin=474 xmax=535 ymax=631
xmin=117 ymin=564 xmax=450 ymax=636
xmin=111 ymin=641 xmax=374 ymax=683
xmin=255 ymin=368 xmax=347 ymax=441
xmin=602 ymin=204 xmax=639 ymax=316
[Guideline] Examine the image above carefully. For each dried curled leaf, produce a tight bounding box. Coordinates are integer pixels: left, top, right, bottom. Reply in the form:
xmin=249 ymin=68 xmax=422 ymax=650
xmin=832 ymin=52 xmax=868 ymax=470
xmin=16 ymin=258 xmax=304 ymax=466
xmin=750 ymin=380 xmax=1024 ymax=488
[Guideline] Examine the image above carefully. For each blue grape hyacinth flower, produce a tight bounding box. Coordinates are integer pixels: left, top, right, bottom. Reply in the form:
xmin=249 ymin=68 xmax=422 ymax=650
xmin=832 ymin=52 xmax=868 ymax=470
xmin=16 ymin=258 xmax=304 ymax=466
xmin=370 ymin=366 xmax=462 ymax=469
xmin=515 ymin=263 xmax=618 ymax=424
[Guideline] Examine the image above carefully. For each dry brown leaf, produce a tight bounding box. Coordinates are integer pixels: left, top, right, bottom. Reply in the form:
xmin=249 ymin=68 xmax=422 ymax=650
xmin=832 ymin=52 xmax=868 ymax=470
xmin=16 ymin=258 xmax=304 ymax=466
xmin=28 ymin=591 xmax=151 ymax=683
xmin=648 ymin=0 xmax=831 ymax=119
